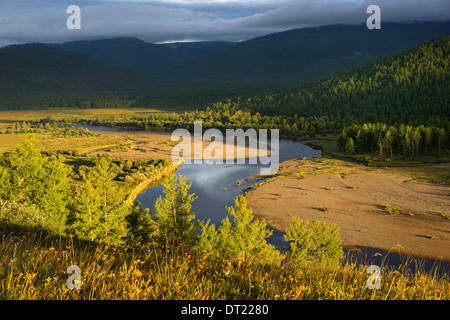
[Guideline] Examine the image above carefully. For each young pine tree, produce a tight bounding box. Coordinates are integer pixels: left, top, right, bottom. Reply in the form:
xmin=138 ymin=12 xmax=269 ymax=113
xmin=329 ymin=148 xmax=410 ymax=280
xmin=153 ymin=175 xmax=198 ymax=246
xmin=198 ymin=195 xmax=281 ymax=265
xmin=284 ymin=217 xmax=343 ymax=267
xmin=72 ymin=157 xmax=129 ymax=244
xmin=125 ymin=200 xmax=155 ymax=245
xmin=0 ymin=135 xmax=72 ymax=234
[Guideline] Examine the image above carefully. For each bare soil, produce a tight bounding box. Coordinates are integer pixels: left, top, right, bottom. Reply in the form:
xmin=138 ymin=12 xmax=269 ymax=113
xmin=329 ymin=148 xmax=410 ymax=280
xmin=245 ymin=158 xmax=450 ymax=262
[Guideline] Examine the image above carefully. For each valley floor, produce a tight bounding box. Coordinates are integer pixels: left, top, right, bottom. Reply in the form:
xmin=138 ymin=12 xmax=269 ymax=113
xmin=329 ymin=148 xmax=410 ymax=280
xmin=245 ymin=158 xmax=450 ymax=263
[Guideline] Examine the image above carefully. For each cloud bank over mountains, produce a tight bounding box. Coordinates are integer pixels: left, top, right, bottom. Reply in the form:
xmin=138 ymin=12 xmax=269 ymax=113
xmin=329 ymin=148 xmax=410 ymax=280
xmin=1 ymin=0 xmax=449 ymax=47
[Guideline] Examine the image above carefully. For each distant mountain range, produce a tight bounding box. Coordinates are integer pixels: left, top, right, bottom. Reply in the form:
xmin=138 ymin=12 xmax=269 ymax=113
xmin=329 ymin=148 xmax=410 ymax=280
xmin=0 ymin=21 xmax=449 ymax=109
xmin=48 ymin=38 xmax=234 ymax=75
xmin=158 ymin=22 xmax=450 ymax=83
xmin=47 ymin=21 xmax=450 ymax=84
xmin=0 ymin=42 xmax=164 ymax=92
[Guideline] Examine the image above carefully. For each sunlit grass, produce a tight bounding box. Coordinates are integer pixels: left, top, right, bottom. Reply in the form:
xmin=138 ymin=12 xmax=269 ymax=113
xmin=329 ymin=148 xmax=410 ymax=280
xmin=0 ymin=132 xmax=129 ymax=155
xmin=0 ymin=108 xmax=168 ymax=122
xmin=1 ymin=231 xmax=448 ymax=300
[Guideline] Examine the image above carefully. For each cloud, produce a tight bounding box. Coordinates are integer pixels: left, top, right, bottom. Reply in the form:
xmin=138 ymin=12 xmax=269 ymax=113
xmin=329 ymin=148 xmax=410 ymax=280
xmin=0 ymin=0 xmax=448 ymax=47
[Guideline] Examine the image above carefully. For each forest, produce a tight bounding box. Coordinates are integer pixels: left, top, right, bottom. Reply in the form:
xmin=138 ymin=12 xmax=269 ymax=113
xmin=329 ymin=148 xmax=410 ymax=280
xmin=338 ymin=123 xmax=447 ymax=161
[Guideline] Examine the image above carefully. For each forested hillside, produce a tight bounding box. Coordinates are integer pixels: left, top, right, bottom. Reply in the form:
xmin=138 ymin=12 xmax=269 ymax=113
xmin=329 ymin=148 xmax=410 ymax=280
xmin=63 ymin=36 xmax=449 ymax=160
xmin=225 ymin=35 xmax=449 ymax=125
xmin=1 ymin=22 xmax=448 ymax=111
xmin=159 ymin=22 xmax=450 ymax=82
xmin=0 ymin=43 xmax=153 ymax=91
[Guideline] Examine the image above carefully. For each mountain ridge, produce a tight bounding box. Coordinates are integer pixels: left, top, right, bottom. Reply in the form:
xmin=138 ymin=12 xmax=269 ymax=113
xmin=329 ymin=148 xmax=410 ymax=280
xmin=158 ymin=21 xmax=450 ymax=83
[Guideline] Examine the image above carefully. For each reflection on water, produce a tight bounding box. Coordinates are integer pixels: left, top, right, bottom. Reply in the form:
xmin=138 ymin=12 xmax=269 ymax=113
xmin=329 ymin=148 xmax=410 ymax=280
xmin=137 ymin=138 xmax=449 ymax=276
xmin=74 ymin=125 xmax=448 ymax=276
xmin=137 ymin=139 xmax=321 ymax=244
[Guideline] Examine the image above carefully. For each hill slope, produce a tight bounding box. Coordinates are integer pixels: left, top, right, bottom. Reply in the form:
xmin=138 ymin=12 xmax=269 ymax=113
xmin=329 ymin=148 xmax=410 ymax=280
xmin=50 ymin=38 xmax=235 ymax=75
xmin=160 ymin=22 xmax=450 ymax=83
xmin=0 ymin=42 xmax=157 ymax=92
xmin=217 ymin=35 xmax=450 ymax=125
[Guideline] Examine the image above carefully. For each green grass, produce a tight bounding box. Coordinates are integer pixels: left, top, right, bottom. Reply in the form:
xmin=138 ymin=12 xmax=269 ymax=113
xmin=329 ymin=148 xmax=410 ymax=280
xmin=390 ymin=166 xmax=450 ymax=185
xmin=0 ymin=230 xmax=448 ymax=300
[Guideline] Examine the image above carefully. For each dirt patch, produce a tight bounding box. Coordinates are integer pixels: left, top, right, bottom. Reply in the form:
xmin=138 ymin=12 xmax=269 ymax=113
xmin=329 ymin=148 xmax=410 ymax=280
xmin=245 ymin=158 xmax=450 ymax=262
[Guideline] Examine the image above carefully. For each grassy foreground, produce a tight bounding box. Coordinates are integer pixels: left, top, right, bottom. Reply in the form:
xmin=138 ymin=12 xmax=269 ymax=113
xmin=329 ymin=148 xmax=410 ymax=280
xmin=1 ymin=231 xmax=448 ymax=300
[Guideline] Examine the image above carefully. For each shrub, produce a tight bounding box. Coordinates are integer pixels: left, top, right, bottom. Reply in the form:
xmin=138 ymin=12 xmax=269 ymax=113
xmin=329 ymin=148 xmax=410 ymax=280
xmin=284 ymin=217 xmax=343 ymax=266
xmin=0 ymin=200 xmax=55 ymax=232
xmin=197 ymin=195 xmax=281 ymax=265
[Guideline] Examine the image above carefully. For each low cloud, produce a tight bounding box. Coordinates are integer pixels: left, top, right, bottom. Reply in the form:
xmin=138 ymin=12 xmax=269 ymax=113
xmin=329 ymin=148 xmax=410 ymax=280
xmin=0 ymin=0 xmax=449 ymax=47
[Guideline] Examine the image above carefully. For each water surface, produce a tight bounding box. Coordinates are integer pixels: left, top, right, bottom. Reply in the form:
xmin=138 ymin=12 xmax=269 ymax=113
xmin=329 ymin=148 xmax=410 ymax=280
xmin=137 ymin=139 xmax=322 ymax=246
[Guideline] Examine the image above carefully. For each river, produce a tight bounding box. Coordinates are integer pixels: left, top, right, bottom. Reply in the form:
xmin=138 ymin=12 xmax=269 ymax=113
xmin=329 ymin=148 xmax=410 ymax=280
xmin=137 ymin=139 xmax=321 ymax=247
xmin=75 ymin=125 xmax=449 ymax=277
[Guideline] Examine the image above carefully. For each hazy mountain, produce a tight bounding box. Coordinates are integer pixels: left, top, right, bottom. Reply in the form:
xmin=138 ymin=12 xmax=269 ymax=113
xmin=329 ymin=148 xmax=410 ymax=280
xmin=1 ymin=22 xmax=449 ymax=110
xmin=159 ymin=41 xmax=235 ymax=60
xmin=0 ymin=42 xmax=165 ymax=92
xmin=158 ymin=21 xmax=450 ymax=83
xmin=49 ymin=38 xmax=235 ymax=75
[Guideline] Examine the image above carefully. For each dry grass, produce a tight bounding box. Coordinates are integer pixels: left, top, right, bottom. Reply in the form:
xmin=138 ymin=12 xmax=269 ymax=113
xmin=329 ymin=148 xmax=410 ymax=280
xmin=0 ymin=108 xmax=166 ymax=123
xmin=0 ymin=231 xmax=448 ymax=300
xmin=0 ymin=132 xmax=129 ymax=155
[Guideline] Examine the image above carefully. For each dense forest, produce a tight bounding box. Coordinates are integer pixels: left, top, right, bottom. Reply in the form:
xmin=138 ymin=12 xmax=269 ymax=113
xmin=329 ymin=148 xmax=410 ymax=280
xmin=338 ymin=123 xmax=447 ymax=160
xmin=227 ymin=35 xmax=449 ymax=124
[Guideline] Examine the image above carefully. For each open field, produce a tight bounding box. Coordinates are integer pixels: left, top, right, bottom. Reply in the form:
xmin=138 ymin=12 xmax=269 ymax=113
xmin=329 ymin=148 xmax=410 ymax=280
xmin=0 ymin=108 xmax=171 ymax=124
xmin=245 ymin=157 xmax=450 ymax=262
xmin=0 ymin=132 xmax=130 ymax=155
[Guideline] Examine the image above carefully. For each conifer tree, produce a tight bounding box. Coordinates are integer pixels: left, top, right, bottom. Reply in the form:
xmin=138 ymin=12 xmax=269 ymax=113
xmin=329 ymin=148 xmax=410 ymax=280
xmin=345 ymin=137 xmax=355 ymax=154
xmin=0 ymin=135 xmax=71 ymax=234
xmin=153 ymin=175 xmax=197 ymax=246
xmin=198 ymin=195 xmax=281 ymax=264
xmin=72 ymin=157 xmax=129 ymax=243
xmin=126 ymin=201 xmax=155 ymax=245
xmin=284 ymin=217 xmax=343 ymax=266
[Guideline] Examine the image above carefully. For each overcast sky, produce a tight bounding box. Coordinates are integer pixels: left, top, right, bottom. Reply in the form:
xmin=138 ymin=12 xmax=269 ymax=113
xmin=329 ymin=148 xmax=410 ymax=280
xmin=0 ymin=0 xmax=449 ymax=47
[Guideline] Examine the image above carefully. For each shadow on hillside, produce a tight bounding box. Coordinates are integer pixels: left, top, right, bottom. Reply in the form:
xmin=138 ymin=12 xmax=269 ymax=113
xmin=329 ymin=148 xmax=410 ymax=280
xmin=0 ymin=223 xmax=101 ymax=251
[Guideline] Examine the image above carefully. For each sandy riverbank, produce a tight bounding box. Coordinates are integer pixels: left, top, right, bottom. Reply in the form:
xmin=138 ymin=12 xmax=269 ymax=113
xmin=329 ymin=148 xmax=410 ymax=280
xmin=245 ymin=158 xmax=450 ymax=262
xmin=88 ymin=130 xmax=269 ymax=161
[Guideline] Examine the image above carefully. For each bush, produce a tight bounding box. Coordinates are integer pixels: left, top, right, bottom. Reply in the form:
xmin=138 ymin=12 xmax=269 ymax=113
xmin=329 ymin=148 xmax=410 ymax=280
xmin=284 ymin=217 xmax=343 ymax=266
xmin=0 ymin=200 xmax=55 ymax=232
xmin=197 ymin=195 xmax=281 ymax=265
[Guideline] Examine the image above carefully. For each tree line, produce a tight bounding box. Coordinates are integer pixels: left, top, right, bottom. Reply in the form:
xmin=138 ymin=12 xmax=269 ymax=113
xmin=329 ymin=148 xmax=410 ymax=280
xmin=338 ymin=122 xmax=448 ymax=160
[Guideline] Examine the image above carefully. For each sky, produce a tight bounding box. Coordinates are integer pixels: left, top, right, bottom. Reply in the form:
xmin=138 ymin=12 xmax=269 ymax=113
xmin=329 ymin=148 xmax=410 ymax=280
xmin=0 ymin=0 xmax=449 ymax=47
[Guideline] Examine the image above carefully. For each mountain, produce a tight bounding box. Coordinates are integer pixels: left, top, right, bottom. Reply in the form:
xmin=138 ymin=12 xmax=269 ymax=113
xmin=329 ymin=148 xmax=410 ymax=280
xmin=159 ymin=41 xmax=235 ymax=60
xmin=221 ymin=35 xmax=450 ymax=124
xmin=159 ymin=21 xmax=450 ymax=84
xmin=0 ymin=42 xmax=159 ymax=92
xmin=0 ymin=42 xmax=193 ymax=110
xmin=50 ymin=38 xmax=235 ymax=75
xmin=1 ymin=22 xmax=449 ymax=111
